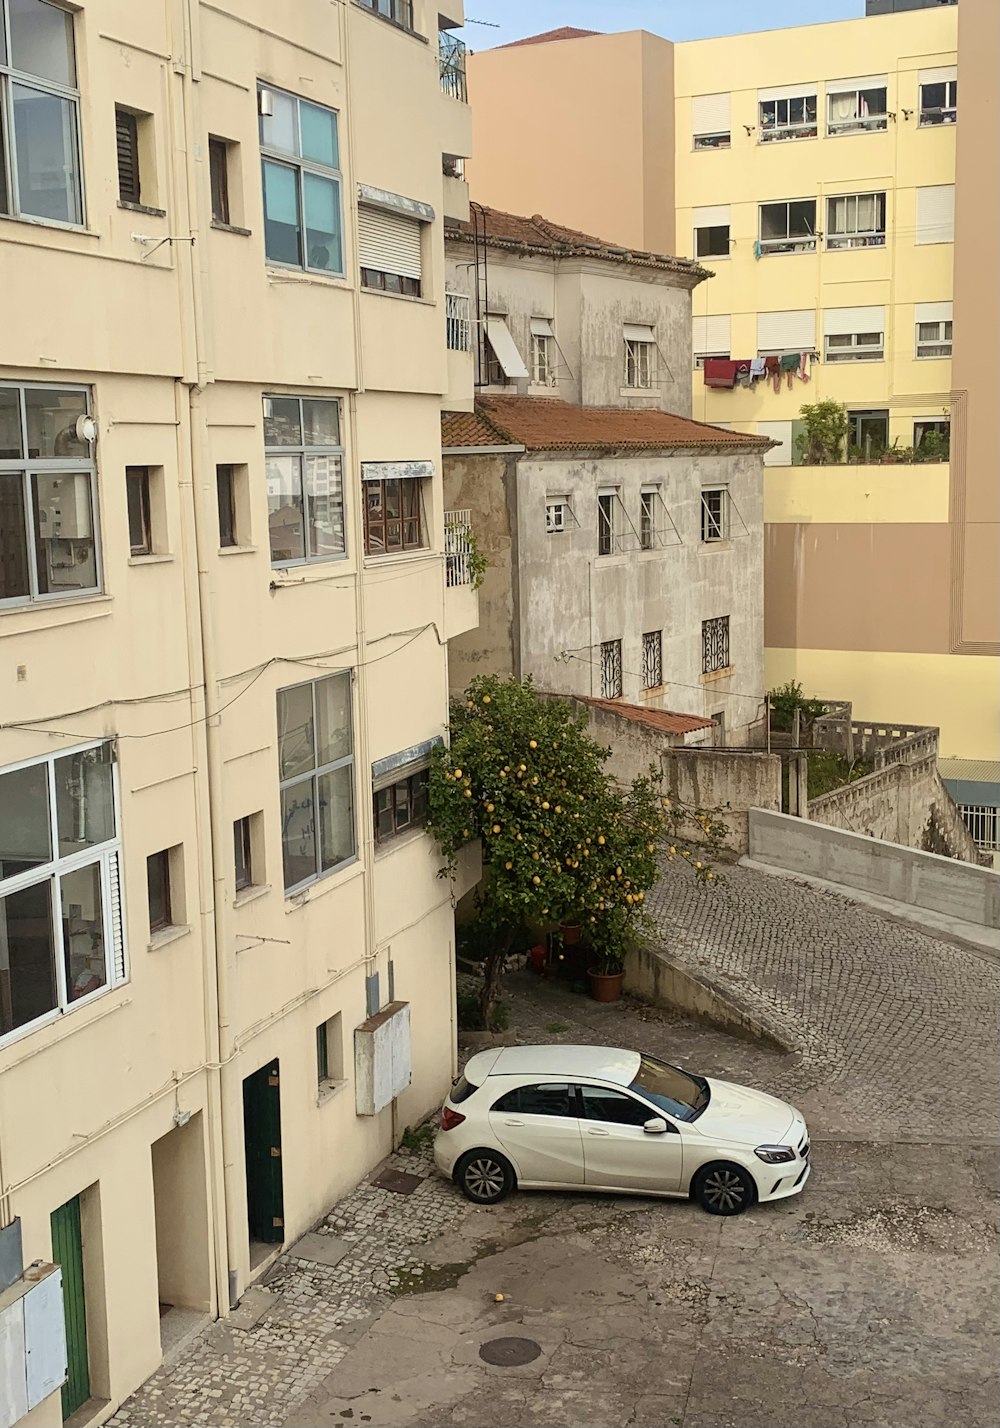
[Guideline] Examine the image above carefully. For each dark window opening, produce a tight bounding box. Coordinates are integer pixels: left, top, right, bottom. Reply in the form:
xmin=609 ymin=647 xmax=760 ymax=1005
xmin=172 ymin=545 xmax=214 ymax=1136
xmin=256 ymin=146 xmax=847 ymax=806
xmin=126 ymin=467 xmax=152 ymax=556
xmin=115 ymin=107 xmax=141 ymax=205
xmin=147 ymin=850 xmax=171 ymax=932
xmin=374 ymin=769 xmax=429 ymax=843
xmin=209 ymin=136 xmax=230 ymax=224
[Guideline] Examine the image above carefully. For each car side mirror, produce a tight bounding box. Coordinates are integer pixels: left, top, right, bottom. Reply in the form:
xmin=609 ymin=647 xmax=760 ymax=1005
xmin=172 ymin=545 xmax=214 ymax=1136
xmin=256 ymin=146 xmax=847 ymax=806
xmin=643 ymin=1117 xmax=668 ymax=1134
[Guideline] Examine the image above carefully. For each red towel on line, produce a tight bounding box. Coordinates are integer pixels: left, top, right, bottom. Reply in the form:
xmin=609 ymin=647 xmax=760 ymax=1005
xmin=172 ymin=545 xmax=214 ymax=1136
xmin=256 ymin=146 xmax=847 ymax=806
xmin=703 ymin=359 xmax=739 ymax=388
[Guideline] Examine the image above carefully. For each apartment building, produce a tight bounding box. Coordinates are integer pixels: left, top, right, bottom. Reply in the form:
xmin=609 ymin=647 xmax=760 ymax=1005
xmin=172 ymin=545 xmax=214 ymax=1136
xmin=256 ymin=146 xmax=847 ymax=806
xmin=441 ymin=210 xmax=768 ymax=740
xmin=465 ymin=2 xmax=999 ymax=768
xmin=0 ymin=2 xmax=473 ymax=1423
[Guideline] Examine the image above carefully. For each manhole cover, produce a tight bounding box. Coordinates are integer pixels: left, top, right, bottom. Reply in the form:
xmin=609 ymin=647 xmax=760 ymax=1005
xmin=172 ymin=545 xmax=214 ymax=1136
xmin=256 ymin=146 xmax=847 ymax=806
xmin=479 ymin=1336 xmax=542 ymax=1367
xmin=371 ymin=1169 xmax=425 ymax=1196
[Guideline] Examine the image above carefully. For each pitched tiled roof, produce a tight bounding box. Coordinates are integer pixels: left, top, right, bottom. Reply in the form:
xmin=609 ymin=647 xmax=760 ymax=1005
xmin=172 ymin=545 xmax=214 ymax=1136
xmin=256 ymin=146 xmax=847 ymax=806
xmin=441 ymin=396 xmax=769 ymax=454
xmin=498 ymin=27 xmax=601 ymax=48
xmin=445 ymin=205 xmax=708 ymax=281
xmin=584 ymin=698 xmax=717 ymax=736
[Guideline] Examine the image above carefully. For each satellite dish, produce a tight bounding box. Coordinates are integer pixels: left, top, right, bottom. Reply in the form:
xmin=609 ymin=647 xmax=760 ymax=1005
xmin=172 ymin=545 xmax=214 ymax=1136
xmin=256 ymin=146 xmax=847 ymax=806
xmin=76 ymin=414 xmax=98 ymax=444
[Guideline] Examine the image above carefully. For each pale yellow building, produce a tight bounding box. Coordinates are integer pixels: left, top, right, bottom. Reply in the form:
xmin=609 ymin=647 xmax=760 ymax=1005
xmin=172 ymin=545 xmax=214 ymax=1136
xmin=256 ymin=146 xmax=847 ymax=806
xmin=466 ymin=5 xmax=999 ymax=767
xmin=0 ymin=2 xmax=474 ymax=1424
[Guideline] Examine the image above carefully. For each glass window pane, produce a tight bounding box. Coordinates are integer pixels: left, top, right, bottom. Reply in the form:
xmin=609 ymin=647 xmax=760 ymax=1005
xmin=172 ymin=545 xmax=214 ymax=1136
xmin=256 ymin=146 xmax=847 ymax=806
xmin=302 ymin=398 xmax=340 ymax=447
xmin=11 ymin=84 xmax=81 ymax=225
xmin=262 ymin=159 xmax=301 ymax=266
xmin=259 ymin=88 xmax=298 ymax=155
xmin=31 ymin=472 xmax=98 ymax=597
xmin=516 ymin=1083 xmax=574 ymax=1117
xmin=0 ymin=390 xmax=22 ymax=459
xmin=23 ymin=387 xmax=87 ymax=459
xmin=263 ymin=396 xmax=302 ymax=446
xmin=305 ymin=454 xmax=345 ymax=558
xmin=280 ymin=777 xmax=317 ymax=889
xmin=9 ymin=0 xmax=76 ymax=86
xmin=384 ymin=480 xmax=401 ymax=520
xmin=580 ymin=1086 xmax=652 ymax=1126
xmin=277 ymin=683 xmax=316 ymax=779
xmin=0 ymin=881 xmax=57 ymax=1037
xmin=0 ymin=475 xmax=30 ymax=601
xmin=303 ymin=172 xmax=342 ymax=273
xmin=61 ymin=862 xmax=107 ymax=1001
xmin=0 ymin=762 xmax=52 ymax=877
xmin=300 ymin=101 xmax=339 ymax=168
xmin=146 ymin=851 xmax=170 ymax=929
xmin=314 ymin=673 xmax=352 ymax=767
xmin=54 ymin=745 xmax=114 ymax=857
xmin=317 ymin=766 xmax=354 ymax=872
xmin=789 ymin=200 xmax=814 ymax=236
xmin=266 ymin=454 xmax=305 ymax=563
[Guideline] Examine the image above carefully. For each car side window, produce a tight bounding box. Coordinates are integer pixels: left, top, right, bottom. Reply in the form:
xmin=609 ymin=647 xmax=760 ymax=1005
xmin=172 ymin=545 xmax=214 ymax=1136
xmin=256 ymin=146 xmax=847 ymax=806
xmin=578 ymin=1084 xmax=661 ymax=1127
xmin=491 ymin=1083 xmax=575 ymax=1117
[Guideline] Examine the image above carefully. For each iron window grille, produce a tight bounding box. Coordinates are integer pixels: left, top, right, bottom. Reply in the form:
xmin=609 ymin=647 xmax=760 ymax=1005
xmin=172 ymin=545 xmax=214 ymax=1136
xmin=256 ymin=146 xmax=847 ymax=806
xmin=758 ymin=200 xmax=817 ymax=254
xmin=264 ymin=394 xmax=344 ymax=567
xmin=445 ymin=292 xmax=471 ymax=351
xmin=439 ymin=31 xmax=467 ymax=102
xmin=624 ymin=338 xmax=655 ymax=389
xmin=642 ymin=631 xmax=662 ymax=690
xmin=702 ymin=616 xmax=730 ymax=674
xmin=258 ymin=83 xmax=343 ymax=275
xmin=919 ymin=79 xmax=957 ymax=126
xmin=444 ymin=509 xmax=474 ymax=586
xmin=600 ymin=639 xmax=623 ymax=699
xmin=826 ymin=192 xmax=886 ymax=250
xmin=758 ymin=95 xmax=818 ymax=142
xmin=277 ymin=672 xmax=356 ymax=893
xmin=958 ymin=805 xmax=998 ymax=851
xmin=916 ymin=320 xmax=952 ymax=359
xmin=701 ymin=489 xmax=729 ymax=543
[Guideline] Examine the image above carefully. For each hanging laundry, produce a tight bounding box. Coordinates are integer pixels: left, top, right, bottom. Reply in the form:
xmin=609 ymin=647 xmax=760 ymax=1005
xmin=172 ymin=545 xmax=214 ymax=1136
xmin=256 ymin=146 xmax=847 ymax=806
xmin=734 ymin=359 xmax=753 ymax=387
xmin=764 ymin=354 xmax=781 ymax=393
xmin=780 ymin=351 xmax=800 ymax=389
xmin=750 ymin=357 xmax=767 ymax=381
xmin=753 ymin=240 xmax=763 ymax=261
xmin=703 ymin=359 xmax=740 ymax=388
xmin=798 ymin=352 xmax=812 ymax=382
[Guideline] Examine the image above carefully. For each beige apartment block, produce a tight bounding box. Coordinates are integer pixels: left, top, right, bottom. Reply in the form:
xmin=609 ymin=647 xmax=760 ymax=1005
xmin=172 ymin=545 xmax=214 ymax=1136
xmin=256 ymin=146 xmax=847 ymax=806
xmin=0 ymin=2 xmax=474 ymax=1423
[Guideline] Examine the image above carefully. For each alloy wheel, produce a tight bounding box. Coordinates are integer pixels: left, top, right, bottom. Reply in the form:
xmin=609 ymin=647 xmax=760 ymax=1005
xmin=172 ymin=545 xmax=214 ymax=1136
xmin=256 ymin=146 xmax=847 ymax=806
xmin=702 ymin=1167 xmax=747 ymax=1212
xmin=464 ymin=1157 xmax=507 ymax=1200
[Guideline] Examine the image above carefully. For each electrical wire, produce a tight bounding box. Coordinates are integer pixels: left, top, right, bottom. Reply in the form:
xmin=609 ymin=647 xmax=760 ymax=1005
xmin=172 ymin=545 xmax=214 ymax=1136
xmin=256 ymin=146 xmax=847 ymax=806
xmin=559 ymin=647 xmax=767 ymax=705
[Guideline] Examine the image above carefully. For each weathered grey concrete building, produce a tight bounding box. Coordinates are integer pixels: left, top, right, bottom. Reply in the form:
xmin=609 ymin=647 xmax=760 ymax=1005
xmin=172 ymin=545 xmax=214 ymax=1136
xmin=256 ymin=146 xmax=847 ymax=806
xmin=442 ymin=210 xmax=770 ymax=739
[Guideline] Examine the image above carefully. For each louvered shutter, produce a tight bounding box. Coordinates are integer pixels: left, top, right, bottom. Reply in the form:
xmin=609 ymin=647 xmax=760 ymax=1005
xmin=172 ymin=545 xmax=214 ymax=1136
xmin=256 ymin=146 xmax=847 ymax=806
xmin=692 ymin=314 xmax=731 ymax=355
xmin=108 ymin=850 xmax=127 ymax=985
xmin=116 ymin=109 xmax=140 ymax=205
xmin=358 ymin=205 xmax=422 ymax=279
xmin=823 ymin=305 xmax=885 ymax=336
xmin=916 ymin=185 xmax=955 ymax=245
xmin=757 ymin=310 xmax=816 ymax=351
xmin=691 ymin=92 xmax=730 ymax=136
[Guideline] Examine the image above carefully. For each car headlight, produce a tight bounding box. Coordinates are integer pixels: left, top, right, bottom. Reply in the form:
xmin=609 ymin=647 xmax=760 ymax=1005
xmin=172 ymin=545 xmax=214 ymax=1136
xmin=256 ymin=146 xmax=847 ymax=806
xmin=754 ymin=1145 xmax=796 ymax=1164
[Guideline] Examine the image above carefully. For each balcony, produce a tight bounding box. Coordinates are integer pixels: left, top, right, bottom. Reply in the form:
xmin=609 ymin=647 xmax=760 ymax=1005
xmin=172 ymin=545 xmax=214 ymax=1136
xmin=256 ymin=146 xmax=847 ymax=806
xmin=443 ymin=509 xmax=479 ymax=639
xmin=439 ymin=31 xmax=467 ymax=102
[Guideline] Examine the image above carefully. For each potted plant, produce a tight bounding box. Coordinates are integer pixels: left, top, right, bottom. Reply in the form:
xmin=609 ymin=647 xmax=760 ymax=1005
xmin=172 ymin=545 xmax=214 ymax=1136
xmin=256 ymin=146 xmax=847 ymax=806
xmin=559 ymin=919 xmax=582 ymax=946
xmin=587 ymin=948 xmax=625 ymax=1003
xmin=586 ymin=909 xmax=629 ymax=1003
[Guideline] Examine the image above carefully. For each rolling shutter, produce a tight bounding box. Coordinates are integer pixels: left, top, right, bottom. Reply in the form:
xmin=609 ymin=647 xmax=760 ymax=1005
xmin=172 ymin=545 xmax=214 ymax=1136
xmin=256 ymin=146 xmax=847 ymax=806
xmin=919 ymin=65 xmax=956 ymax=87
xmin=692 ymin=92 xmax=730 ymax=136
xmin=916 ymin=185 xmax=955 ymax=245
xmin=693 ymin=204 xmax=730 ymax=228
xmin=823 ymin=305 xmax=885 ymax=336
xmin=756 ymin=420 xmax=793 ymax=466
xmin=757 ymin=309 xmax=816 ymax=352
xmin=828 ymin=73 xmax=887 ymax=94
xmin=914 ymin=301 xmax=952 ymax=325
xmin=623 ymin=322 xmax=655 ymax=342
xmin=358 ymin=205 xmax=422 ymax=278
xmin=758 ymin=81 xmax=817 ymax=102
xmin=530 ymin=317 xmax=554 ymax=336
xmin=115 ymin=109 xmax=140 ymax=205
xmin=693 ymin=314 xmax=731 ymax=355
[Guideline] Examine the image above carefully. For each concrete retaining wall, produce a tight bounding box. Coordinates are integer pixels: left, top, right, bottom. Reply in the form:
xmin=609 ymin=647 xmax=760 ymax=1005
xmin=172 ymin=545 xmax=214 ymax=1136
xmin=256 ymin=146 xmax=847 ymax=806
xmin=748 ymin=808 xmax=1000 ymax=930
xmin=625 ymin=941 xmax=793 ymax=1051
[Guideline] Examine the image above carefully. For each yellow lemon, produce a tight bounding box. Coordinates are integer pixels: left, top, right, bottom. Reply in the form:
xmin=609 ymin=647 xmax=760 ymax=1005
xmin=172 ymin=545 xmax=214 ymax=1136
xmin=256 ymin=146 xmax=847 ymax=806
xmin=493 ymin=824 xmax=501 ymax=834
xmin=453 ymin=769 xmax=463 ymax=780
xmin=695 ymin=861 xmax=702 ymax=870
xmin=555 ymin=805 xmax=562 ymax=814
xmin=532 ymin=874 xmax=541 ymax=884
xmin=598 ymin=835 xmax=605 ymax=845
xmin=706 ymin=871 xmax=714 ymax=880
xmin=463 ymin=789 xmax=472 ymax=798
xmin=532 ymin=851 xmax=539 ymax=861
xmin=486 ymin=802 xmax=495 ymax=812
xmin=669 ymin=845 xmax=676 ymax=855
xmin=647 ymin=843 xmax=655 ymax=853
xmin=542 ymin=801 xmax=550 ymax=810
xmin=505 ymin=860 xmax=513 ymax=869
xmin=529 ymin=739 xmax=538 ymax=749
xmin=482 ymin=694 xmax=491 ymax=703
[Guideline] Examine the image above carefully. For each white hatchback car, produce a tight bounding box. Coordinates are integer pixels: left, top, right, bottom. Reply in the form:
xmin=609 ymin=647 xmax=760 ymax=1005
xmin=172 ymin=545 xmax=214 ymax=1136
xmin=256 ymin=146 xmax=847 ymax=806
xmin=434 ymin=1045 xmax=810 ymax=1216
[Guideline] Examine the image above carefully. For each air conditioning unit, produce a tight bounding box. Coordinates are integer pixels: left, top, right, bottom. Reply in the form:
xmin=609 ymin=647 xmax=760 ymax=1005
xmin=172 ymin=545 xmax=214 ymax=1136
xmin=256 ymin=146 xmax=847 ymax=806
xmin=354 ymin=1001 xmax=411 ymax=1116
xmin=0 ymin=1264 xmax=66 ymax=1428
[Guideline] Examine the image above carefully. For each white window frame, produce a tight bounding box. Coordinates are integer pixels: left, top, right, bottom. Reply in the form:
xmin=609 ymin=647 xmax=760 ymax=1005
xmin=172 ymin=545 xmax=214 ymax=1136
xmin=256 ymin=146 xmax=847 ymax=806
xmin=445 ymin=291 xmax=471 ymax=351
xmin=758 ymin=93 xmax=818 ymax=143
xmin=758 ymin=199 xmax=817 ymax=254
xmin=264 ymin=393 xmax=345 ymax=569
xmin=530 ymin=331 xmax=556 ymax=387
xmin=919 ymin=77 xmax=957 ymax=127
xmin=597 ymin=489 xmax=620 ymax=556
xmin=915 ymin=318 xmax=952 ymax=359
xmin=826 ymin=192 xmax=886 ymax=250
xmin=700 ymin=488 xmax=730 ymax=543
xmin=692 ymin=92 xmax=731 ymax=150
xmin=824 ymin=330 xmax=884 ymax=363
xmin=623 ymin=334 xmax=655 ymax=390
xmin=0 ymin=741 xmax=126 ymax=1049
xmin=826 ymin=83 xmax=888 ymax=136
xmin=277 ymin=672 xmax=356 ymax=894
xmin=545 ymin=497 xmax=569 ymax=533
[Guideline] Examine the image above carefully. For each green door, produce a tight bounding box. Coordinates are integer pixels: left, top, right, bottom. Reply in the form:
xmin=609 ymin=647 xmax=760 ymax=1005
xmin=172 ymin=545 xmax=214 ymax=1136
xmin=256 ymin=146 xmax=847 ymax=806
xmin=50 ymin=1196 xmax=90 ymax=1420
xmin=243 ymin=1060 xmax=284 ymax=1244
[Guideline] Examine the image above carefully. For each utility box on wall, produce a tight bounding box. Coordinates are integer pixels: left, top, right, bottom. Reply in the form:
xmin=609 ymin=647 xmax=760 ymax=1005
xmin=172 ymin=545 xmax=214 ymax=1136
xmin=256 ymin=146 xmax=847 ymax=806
xmin=0 ymin=1263 xmax=66 ymax=1428
xmin=354 ymin=1001 xmax=411 ymax=1116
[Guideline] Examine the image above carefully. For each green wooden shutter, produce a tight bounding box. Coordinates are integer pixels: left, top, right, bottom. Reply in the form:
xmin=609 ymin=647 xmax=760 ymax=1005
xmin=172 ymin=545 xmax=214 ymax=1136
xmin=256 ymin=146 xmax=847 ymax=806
xmin=50 ymin=1197 xmax=90 ymax=1419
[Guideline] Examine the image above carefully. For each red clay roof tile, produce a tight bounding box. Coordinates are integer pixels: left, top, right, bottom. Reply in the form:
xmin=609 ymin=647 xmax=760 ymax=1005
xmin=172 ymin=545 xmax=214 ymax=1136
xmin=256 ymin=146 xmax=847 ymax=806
xmin=584 ymin=698 xmax=717 ymax=736
xmin=498 ymin=27 xmax=601 ymax=48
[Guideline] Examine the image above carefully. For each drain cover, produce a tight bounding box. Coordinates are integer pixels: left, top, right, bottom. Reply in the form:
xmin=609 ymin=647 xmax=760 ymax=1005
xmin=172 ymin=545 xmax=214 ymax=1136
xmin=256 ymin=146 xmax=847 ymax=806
xmin=479 ymin=1336 xmax=542 ymax=1367
xmin=371 ymin=1169 xmax=425 ymax=1196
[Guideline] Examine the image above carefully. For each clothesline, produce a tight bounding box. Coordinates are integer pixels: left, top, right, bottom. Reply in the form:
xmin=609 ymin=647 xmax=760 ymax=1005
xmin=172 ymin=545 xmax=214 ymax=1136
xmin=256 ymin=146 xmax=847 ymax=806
xmin=702 ymin=353 xmax=813 ymax=390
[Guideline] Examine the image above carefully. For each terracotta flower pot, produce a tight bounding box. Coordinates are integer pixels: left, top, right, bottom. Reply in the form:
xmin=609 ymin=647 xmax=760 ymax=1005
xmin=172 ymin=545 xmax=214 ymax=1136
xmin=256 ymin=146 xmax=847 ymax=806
xmin=528 ymin=943 xmax=547 ymax=974
xmin=587 ymin=968 xmax=624 ymax=1003
xmin=560 ymin=923 xmax=582 ymax=946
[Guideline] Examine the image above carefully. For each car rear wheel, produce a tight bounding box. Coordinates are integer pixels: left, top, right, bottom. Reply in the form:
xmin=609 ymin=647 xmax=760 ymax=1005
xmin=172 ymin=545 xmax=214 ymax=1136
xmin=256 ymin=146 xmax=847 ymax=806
xmin=692 ymin=1162 xmax=757 ymax=1216
xmin=455 ymin=1149 xmax=515 ymax=1204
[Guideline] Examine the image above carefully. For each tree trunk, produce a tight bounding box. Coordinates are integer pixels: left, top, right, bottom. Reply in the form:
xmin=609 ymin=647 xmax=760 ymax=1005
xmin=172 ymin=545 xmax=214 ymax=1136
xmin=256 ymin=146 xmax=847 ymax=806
xmin=480 ymin=927 xmax=515 ymax=1028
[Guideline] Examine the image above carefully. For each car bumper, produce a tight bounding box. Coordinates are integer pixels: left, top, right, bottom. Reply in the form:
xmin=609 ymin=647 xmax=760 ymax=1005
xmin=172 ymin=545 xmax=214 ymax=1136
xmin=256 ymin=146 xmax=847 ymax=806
xmin=433 ymin=1131 xmax=459 ymax=1179
xmin=758 ymin=1157 xmax=811 ymax=1203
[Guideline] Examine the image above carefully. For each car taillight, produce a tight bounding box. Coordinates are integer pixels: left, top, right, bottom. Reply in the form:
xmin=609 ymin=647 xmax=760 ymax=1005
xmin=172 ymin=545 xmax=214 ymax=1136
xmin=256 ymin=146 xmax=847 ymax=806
xmin=440 ymin=1106 xmax=466 ymax=1131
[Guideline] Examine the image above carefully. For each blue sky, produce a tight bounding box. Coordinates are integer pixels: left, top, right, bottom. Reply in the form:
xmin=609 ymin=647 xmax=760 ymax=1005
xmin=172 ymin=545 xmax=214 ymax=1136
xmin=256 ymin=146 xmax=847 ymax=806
xmin=461 ymin=0 xmax=865 ymax=47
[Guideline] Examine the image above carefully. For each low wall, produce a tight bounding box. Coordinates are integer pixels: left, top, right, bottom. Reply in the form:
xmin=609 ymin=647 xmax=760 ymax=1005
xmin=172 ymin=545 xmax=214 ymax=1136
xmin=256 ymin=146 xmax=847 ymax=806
xmin=625 ymin=941 xmax=792 ymax=1051
xmin=748 ymin=808 xmax=1000 ymax=930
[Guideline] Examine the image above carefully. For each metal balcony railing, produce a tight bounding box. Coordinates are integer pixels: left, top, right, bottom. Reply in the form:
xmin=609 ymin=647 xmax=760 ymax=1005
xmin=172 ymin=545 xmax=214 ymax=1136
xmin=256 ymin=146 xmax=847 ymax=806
xmin=445 ymin=292 xmax=471 ymax=352
xmin=444 ymin=509 xmax=473 ymax=586
xmin=439 ymin=31 xmax=467 ymax=102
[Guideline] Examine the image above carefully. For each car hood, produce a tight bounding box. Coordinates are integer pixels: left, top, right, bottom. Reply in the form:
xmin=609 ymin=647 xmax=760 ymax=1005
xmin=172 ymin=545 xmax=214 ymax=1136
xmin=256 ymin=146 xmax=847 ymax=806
xmin=693 ymin=1078 xmax=797 ymax=1146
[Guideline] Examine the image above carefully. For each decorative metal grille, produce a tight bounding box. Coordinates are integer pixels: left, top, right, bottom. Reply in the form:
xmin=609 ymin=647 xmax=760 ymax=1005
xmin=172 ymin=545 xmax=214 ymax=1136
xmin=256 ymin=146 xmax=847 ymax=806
xmin=444 ymin=509 xmax=472 ymax=586
xmin=600 ymin=640 xmax=623 ymax=699
xmin=959 ymin=805 xmax=999 ymax=851
xmin=702 ymin=616 xmax=730 ymax=674
xmin=439 ymin=31 xmax=468 ymax=102
xmin=445 ymin=292 xmax=471 ymax=351
xmin=642 ymin=631 xmax=662 ymax=690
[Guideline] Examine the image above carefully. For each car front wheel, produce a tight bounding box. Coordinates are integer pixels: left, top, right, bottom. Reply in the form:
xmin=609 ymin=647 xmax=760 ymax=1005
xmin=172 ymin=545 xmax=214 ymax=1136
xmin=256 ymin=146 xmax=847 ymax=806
xmin=692 ymin=1162 xmax=757 ymax=1216
xmin=455 ymin=1149 xmax=515 ymax=1204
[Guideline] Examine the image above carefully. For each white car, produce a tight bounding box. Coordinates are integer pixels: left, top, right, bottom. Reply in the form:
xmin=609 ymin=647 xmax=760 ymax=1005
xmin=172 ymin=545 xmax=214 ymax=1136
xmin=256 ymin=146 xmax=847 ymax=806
xmin=434 ymin=1045 xmax=810 ymax=1216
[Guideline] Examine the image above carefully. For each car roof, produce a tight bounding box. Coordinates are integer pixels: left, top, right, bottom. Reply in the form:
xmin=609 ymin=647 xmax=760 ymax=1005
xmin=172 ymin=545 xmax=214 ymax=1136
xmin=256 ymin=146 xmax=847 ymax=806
xmin=466 ymin=1044 xmax=641 ymax=1086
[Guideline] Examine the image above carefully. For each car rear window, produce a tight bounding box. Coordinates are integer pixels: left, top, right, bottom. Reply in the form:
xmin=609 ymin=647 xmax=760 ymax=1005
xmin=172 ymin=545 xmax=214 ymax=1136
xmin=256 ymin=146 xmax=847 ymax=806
xmin=450 ymin=1074 xmax=479 ymax=1103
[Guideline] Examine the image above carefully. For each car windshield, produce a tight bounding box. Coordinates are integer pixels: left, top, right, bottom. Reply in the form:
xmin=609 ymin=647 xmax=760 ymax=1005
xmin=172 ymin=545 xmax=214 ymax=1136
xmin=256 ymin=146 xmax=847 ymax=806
xmin=629 ymin=1055 xmax=710 ymax=1122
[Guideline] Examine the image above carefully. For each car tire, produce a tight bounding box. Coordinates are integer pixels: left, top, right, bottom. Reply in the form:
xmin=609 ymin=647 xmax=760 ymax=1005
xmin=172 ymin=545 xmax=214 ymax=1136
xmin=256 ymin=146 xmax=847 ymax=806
xmin=692 ymin=1162 xmax=758 ymax=1216
xmin=455 ymin=1149 xmax=516 ymax=1205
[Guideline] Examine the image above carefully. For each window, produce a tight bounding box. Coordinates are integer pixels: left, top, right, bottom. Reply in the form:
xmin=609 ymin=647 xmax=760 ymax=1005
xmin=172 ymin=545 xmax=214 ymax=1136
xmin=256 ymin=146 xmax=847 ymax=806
xmin=823 ymin=307 xmax=886 ymax=363
xmin=363 ymin=471 xmax=426 ymax=555
xmin=258 ymin=84 xmax=343 ymax=274
xmin=848 ymin=410 xmax=889 ymax=459
xmin=579 ymin=1085 xmax=656 ymax=1126
xmin=919 ymin=75 xmax=957 ymax=126
xmin=374 ymin=769 xmax=429 ymax=844
xmin=826 ymin=192 xmax=886 ymax=250
xmin=758 ymin=200 xmax=816 ymax=254
xmin=546 ymin=499 xmax=568 ymax=534
xmin=701 ymin=489 xmax=729 ymax=542
xmin=702 ymin=616 xmax=730 ymax=674
xmin=0 ymin=0 xmax=83 ymax=226
xmin=277 ymin=673 xmax=355 ymax=892
xmin=209 ymin=135 xmax=231 ymax=224
xmin=264 ymin=395 xmax=344 ymax=566
xmin=597 ymin=492 xmax=617 ymax=556
xmin=216 ymin=464 xmax=236 ymax=547
xmin=126 ymin=467 xmax=152 ymax=556
xmin=913 ymin=420 xmax=950 ymax=458
xmin=600 ymin=639 xmax=622 ymax=699
xmin=915 ymin=305 xmax=953 ymax=359
xmin=758 ymin=92 xmax=817 ymax=142
xmin=234 ymin=816 xmax=253 ymax=891
xmin=492 ymin=1084 xmax=575 ymax=1117
xmin=692 ymin=92 xmax=731 ymax=149
xmin=641 ymin=631 xmax=662 ymax=691
xmin=446 ymin=291 xmax=471 ymax=351
xmin=359 ymin=205 xmax=422 ymax=296
xmin=915 ymin=185 xmax=955 ymax=245
xmin=358 ymin=0 xmax=414 ymax=29
xmin=827 ymin=80 xmax=888 ymax=134
xmin=483 ymin=315 xmax=527 ymax=385
xmin=0 ymin=743 xmax=125 ymax=1043
xmin=530 ymin=318 xmax=556 ymax=386
xmin=958 ymin=806 xmax=999 ymax=852
xmin=623 ymin=325 xmax=655 ymax=388
xmin=639 ymin=489 xmax=656 ymax=550
xmin=115 ymin=106 xmax=140 ymax=204
xmin=693 ymin=315 xmax=731 ymax=369
xmin=0 ymin=382 xmax=100 ymax=606
xmin=694 ymin=224 xmax=729 ymax=259
xmin=316 ymin=1011 xmax=345 ymax=1089
xmin=146 ymin=850 xmax=173 ymax=933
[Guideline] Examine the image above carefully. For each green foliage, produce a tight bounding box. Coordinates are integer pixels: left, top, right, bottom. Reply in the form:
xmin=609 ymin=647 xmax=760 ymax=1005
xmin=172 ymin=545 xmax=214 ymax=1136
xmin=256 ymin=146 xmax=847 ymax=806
xmin=806 ymin=750 xmax=871 ymax=799
xmin=447 ymin=521 xmax=489 ymax=592
xmin=455 ymin=984 xmax=509 ymax=1032
xmin=768 ymin=680 xmax=828 ymax=733
xmin=795 ymin=400 xmax=848 ymax=465
xmin=400 ymin=1121 xmax=435 ymax=1152
xmin=545 ymin=1022 xmax=570 ymax=1034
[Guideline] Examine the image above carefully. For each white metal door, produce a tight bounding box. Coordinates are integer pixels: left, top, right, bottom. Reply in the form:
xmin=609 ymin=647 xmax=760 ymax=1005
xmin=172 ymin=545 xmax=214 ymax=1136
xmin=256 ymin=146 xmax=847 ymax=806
xmin=577 ymin=1084 xmax=685 ymax=1192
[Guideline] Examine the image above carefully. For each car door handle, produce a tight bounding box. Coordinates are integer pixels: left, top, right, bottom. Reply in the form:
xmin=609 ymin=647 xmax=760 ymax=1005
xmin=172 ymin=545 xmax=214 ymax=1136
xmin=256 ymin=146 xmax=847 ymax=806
xmin=502 ymin=1118 xmax=525 ymax=1126
xmin=586 ymin=1128 xmax=611 ymax=1136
